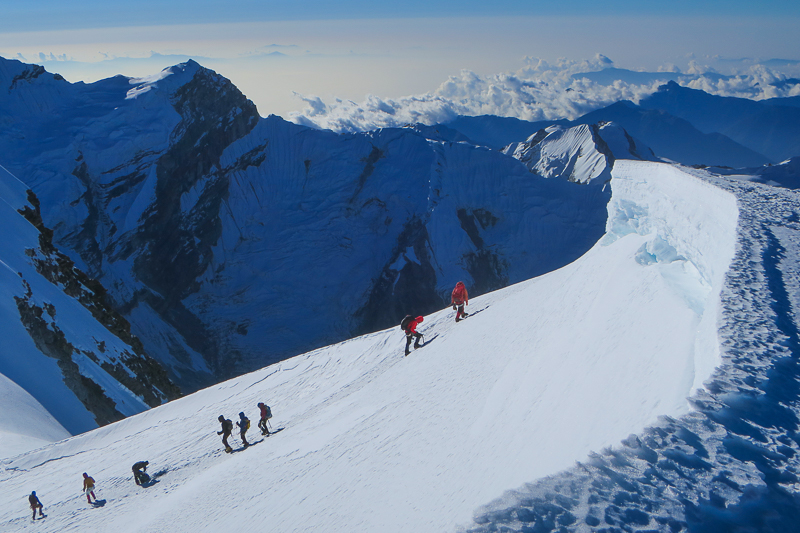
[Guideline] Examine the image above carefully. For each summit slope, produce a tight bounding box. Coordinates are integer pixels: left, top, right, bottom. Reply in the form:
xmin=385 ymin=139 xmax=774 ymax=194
xmin=0 ymin=160 xmax=738 ymax=532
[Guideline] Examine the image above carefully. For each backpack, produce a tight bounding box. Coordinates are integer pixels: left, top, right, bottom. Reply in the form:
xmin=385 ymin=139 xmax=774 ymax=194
xmin=265 ymin=406 xmax=272 ymax=419
xmin=244 ymin=419 xmax=250 ymax=430
xmin=400 ymin=315 xmax=413 ymax=332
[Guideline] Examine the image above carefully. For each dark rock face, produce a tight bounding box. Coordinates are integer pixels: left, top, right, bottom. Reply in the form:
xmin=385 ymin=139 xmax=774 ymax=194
xmin=15 ymin=289 xmax=126 ymax=426
xmin=16 ymin=189 xmax=180 ymax=424
xmin=132 ymin=69 xmax=257 ymax=373
xmin=456 ymin=208 xmax=509 ymax=296
xmin=356 ymin=216 xmax=442 ymax=334
xmin=134 ymin=67 xmax=259 ymax=306
xmin=9 ymin=64 xmax=46 ymax=90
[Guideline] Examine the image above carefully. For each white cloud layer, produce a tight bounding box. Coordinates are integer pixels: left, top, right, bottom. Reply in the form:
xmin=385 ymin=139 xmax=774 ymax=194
xmin=288 ymin=55 xmax=800 ymax=132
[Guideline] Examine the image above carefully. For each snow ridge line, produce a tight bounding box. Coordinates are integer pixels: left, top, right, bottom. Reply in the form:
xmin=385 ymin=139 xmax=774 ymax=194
xmin=464 ymin=168 xmax=800 ymax=532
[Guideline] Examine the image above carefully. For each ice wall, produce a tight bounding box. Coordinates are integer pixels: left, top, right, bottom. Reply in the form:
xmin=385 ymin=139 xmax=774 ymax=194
xmin=604 ymin=160 xmax=739 ymax=395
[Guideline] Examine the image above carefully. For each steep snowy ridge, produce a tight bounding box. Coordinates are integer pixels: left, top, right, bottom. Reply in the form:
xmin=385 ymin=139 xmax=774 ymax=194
xmin=467 ymin=167 xmax=800 ymax=532
xmin=0 ymin=164 xmax=179 ymax=454
xmin=0 ymin=162 xmax=739 ymax=532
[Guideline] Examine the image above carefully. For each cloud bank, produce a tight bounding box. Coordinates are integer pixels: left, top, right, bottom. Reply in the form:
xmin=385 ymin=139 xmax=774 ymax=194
xmin=288 ymin=55 xmax=800 ymax=132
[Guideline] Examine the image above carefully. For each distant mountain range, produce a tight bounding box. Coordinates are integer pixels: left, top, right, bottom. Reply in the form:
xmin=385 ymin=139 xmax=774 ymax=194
xmin=640 ymin=81 xmax=800 ymax=163
xmin=445 ymin=81 xmax=800 ymax=167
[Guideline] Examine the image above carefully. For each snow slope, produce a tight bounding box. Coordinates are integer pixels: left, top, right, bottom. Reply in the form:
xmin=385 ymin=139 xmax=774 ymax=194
xmin=0 ymin=373 xmax=69 ymax=460
xmin=0 ymin=161 xmax=738 ymax=532
xmin=709 ymin=156 xmax=800 ymax=190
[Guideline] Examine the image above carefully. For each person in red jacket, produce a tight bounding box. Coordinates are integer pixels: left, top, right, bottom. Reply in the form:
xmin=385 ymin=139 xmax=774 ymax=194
xmin=401 ymin=315 xmax=424 ymax=355
xmin=451 ymin=281 xmax=469 ymax=322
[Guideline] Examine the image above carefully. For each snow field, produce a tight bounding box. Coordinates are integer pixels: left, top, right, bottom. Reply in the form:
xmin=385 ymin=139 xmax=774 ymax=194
xmin=0 ymin=161 xmax=738 ymax=532
xmin=0 ymin=373 xmax=70 ymax=460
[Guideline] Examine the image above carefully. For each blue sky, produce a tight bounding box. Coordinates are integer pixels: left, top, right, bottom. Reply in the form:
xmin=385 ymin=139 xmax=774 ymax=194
xmin=1 ymin=3 xmax=798 ymax=118
xmin=3 ymin=0 xmax=799 ymax=31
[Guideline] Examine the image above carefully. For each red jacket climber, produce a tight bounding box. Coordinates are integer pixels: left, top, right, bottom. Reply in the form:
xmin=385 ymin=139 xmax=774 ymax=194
xmin=401 ymin=315 xmax=424 ymax=355
xmin=451 ymin=282 xmax=469 ymax=322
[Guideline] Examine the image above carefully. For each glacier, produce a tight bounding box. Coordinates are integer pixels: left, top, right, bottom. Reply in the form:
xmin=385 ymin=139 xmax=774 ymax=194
xmin=0 ymin=160 xmax=748 ymax=532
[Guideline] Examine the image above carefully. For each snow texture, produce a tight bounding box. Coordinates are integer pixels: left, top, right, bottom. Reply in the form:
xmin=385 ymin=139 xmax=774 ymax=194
xmin=710 ymin=156 xmax=800 ymax=190
xmin=0 ymin=161 xmax=742 ymax=532
xmin=0 ymin=373 xmax=69 ymax=460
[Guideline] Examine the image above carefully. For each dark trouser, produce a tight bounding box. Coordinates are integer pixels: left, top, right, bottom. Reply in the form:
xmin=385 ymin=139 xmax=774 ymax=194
xmin=222 ymin=432 xmax=231 ymax=449
xmin=259 ymin=417 xmax=270 ymax=434
xmin=240 ymin=429 xmax=249 ymax=446
xmin=31 ymin=504 xmax=42 ymax=518
xmin=405 ymin=332 xmax=422 ymax=353
xmin=455 ymin=303 xmax=465 ymax=320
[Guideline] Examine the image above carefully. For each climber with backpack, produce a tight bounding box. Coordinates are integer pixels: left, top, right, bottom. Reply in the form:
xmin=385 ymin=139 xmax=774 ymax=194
xmin=400 ymin=315 xmax=424 ymax=356
xmin=218 ymin=415 xmax=234 ymax=453
xmin=82 ymin=473 xmax=97 ymax=504
xmin=132 ymin=461 xmax=150 ymax=485
xmin=236 ymin=412 xmax=250 ymax=447
xmin=28 ymin=491 xmax=45 ymax=520
xmin=451 ymin=281 xmax=469 ymax=322
xmin=258 ymin=402 xmax=272 ymax=436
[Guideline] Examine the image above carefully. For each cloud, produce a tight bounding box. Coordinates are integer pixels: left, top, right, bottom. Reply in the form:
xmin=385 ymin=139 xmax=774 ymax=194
xmin=288 ymin=55 xmax=800 ymax=132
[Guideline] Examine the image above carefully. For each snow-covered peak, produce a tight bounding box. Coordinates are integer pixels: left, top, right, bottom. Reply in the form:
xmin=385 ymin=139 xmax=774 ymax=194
xmin=0 ymin=58 xmax=606 ymax=391
xmin=126 ymin=60 xmax=203 ymax=100
xmin=503 ymin=122 xmax=656 ymax=184
xmin=594 ymin=120 xmax=657 ymax=161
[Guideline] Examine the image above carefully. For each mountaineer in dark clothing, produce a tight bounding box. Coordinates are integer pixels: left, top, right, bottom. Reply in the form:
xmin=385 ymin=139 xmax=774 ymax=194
xmin=218 ymin=415 xmax=234 ymax=453
xmin=28 ymin=491 xmax=44 ymax=520
xmin=132 ymin=461 xmax=150 ymax=485
xmin=236 ymin=412 xmax=250 ymax=447
xmin=258 ymin=402 xmax=272 ymax=436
